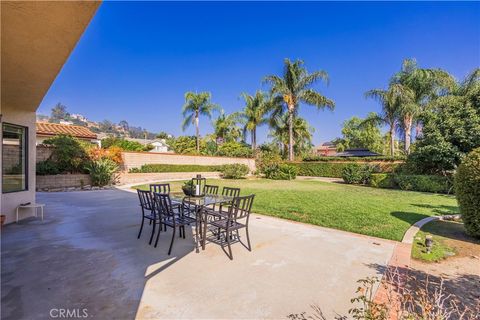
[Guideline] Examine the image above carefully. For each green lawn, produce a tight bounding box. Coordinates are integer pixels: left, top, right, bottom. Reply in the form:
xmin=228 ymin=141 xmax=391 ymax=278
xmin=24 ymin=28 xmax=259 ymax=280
xmin=133 ymin=178 xmax=459 ymax=241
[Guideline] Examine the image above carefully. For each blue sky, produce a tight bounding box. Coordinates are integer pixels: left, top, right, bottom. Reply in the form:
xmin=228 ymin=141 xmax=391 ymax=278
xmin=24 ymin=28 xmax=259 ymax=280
xmin=38 ymin=1 xmax=480 ymax=145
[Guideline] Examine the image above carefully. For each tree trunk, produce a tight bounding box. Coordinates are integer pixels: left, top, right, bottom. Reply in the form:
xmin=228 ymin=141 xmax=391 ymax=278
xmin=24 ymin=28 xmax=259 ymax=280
xmin=288 ymin=105 xmax=294 ymax=161
xmin=251 ymin=128 xmax=256 ymax=151
xmin=195 ymin=114 xmax=200 ymax=153
xmin=389 ymin=124 xmax=395 ymax=157
xmin=404 ymin=115 xmax=413 ymax=155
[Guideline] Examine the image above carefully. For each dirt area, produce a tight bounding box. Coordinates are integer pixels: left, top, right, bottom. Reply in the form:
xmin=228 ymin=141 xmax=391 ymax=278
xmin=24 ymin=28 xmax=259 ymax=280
xmin=410 ymin=220 xmax=480 ymax=312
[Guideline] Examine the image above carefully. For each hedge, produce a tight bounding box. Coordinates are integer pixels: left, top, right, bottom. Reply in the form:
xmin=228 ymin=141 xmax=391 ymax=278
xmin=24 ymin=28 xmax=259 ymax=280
xmin=290 ymin=162 xmax=399 ymax=178
xmin=368 ymin=173 xmax=453 ymax=194
xmin=302 ymin=155 xmax=406 ymax=162
xmin=454 ymin=148 xmax=480 ymax=237
xmin=129 ymin=164 xmax=223 ymax=173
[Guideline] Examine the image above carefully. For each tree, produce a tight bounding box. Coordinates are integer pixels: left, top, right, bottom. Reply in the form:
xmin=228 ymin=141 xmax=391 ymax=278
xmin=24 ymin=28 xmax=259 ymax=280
xmin=239 ymin=91 xmax=271 ymax=151
xmin=50 ymin=103 xmax=69 ymax=121
xmin=119 ymin=120 xmax=129 ymax=132
xmin=407 ymin=68 xmax=480 ymax=174
xmin=365 ymin=84 xmax=406 ymax=156
xmin=156 ymin=131 xmax=170 ymax=139
xmin=392 ymin=58 xmax=455 ymax=154
xmin=264 ymin=59 xmax=334 ymax=161
xmin=269 ymin=114 xmax=314 ymax=158
xmin=181 ymin=91 xmax=219 ymax=153
xmin=213 ymin=110 xmax=243 ymax=143
xmin=336 ymin=113 xmax=384 ymax=154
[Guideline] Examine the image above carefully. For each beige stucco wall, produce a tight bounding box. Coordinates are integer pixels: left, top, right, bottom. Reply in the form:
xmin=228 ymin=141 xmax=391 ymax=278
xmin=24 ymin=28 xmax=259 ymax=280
xmin=1 ymin=106 xmax=37 ymax=224
xmin=121 ymin=151 xmax=256 ymax=172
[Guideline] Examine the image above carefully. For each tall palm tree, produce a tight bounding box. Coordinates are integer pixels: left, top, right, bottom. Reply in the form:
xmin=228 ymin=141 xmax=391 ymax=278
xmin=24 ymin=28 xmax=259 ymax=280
xmin=239 ymin=91 xmax=271 ymax=151
xmin=213 ymin=110 xmax=243 ymax=143
xmin=182 ymin=91 xmax=219 ymax=153
xmin=365 ymin=84 xmax=407 ymax=156
xmin=264 ymin=59 xmax=334 ymax=161
xmin=269 ymin=114 xmax=314 ymax=157
xmin=392 ymin=58 xmax=455 ymax=154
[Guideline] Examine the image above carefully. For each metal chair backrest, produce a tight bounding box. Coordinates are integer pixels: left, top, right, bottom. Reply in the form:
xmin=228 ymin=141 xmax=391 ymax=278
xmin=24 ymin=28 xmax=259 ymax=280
xmin=137 ymin=189 xmax=154 ymax=211
xmin=150 ymin=183 xmax=170 ymax=194
xmin=153 ymin=192 xmax=175 ymax=218
xmin=204 ymin=184 xmax=219 ymax=195
xmin=222 ymin=186 xmax=240 ymax=198
xmin=229 ymin=194 xmax=255 ymax=221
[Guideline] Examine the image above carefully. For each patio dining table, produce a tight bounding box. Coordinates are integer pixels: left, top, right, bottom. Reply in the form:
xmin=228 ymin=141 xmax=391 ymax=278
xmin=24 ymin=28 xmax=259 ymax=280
xmin=170 ymin=192 xmax=234 ymax=250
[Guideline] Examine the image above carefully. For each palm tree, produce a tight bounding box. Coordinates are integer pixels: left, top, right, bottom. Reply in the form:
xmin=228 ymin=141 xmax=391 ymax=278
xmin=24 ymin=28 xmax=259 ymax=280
xmin=264 ymin=59 xmax=334 ymax=161
xmin=269 ymin=114 xmax=314 ymax=157
xmin=239 ymin=91 xmax=271 ymax=151
xmin=365 ymin=84 xmax=407 ymax=156
xmin=392 ymin=58 xmax=455 ymax=154
xmin=182 ymin=91 xmax=219 ymax=153
xmin=213 ymin=110 xmax=243 ymax=143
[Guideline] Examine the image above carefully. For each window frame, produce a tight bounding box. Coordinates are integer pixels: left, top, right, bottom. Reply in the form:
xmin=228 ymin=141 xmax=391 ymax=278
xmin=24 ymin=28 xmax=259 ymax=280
xmin=2 ymin=122 xmax=29 ymax=193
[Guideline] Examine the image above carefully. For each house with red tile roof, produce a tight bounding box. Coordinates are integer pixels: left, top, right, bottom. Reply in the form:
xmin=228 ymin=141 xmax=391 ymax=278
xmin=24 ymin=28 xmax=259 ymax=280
xmin=36 ymin=122 xmax=99 ymax=145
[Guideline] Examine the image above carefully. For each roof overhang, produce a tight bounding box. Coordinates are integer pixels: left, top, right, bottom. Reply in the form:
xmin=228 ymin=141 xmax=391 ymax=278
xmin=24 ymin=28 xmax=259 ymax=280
xmin=1 ymin=1 xmax=101 ymax=112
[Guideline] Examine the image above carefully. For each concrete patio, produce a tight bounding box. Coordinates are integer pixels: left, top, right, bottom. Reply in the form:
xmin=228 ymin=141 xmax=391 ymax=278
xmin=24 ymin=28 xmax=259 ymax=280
xmin=1 ymin=189 xmax=396 ymax=319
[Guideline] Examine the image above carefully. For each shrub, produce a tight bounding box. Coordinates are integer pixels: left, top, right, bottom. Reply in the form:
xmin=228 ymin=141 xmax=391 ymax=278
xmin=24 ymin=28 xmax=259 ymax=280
xmin=101 ymin=137 xmax=151 ymax=152
xmin=290 ymin=161 xmax=398 ymax=178
xmin=302 ymin=155 xmax=406 ymax=162
xmin=129 ymin=164 xmax=222 ymax=173
xmin=264 ymin=163 xmax=298 ymax=180
xmin=85 ymin=159 xmax=119 ymax=186
xmin=394 ymin=174 xmax=452 ymax=194
xmin=220 ymin=164 xmax=249 ymax=179
xmin=454 ymin=148 xmax=480 ymax=238
xmin=216 ymin=141 xmax=253 ymax=158
xmin=36 ymin=160 xmax=60 ymax=176
xmin=369 ymin=173 xmax=395 ymax=188
xmin=256 ymin=150 xmax=282 ymax=174
xmin=42 ymin=135 xmax=89 ymax=173
xmin=342 ymin=164 xmax=373 ymax=184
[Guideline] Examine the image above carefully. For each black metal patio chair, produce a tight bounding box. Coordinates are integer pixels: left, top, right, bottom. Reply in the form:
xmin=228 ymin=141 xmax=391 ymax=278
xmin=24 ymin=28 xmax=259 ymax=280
xmin=203 ymin=184 xmax=219 ymax=195
xmin=150 ymin=183 xmax=170 ymax=194
xmin=209 ymin=194 xmax=255 ymax=260
xmin=137 ymin=189 xmax=160 ymax=245
xmin=153 ymin=193 xmax=196 ymax=255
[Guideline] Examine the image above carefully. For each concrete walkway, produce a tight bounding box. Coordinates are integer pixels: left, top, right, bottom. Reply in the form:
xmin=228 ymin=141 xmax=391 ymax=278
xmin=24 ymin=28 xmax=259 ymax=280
xmin=1 ymin=190 xmax=395 ymax=320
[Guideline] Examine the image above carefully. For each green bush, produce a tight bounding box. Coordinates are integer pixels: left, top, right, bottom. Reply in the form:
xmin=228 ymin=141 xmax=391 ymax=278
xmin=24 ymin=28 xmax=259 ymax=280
xmin=290 ymin=161 xmax=398 ymax=178
xmin=454 ymin=148 xmax=480 ymax=238
xmin=85 ymin=159 xmax=119 ymax=186
xmin=42 ymin=135 xmax=89 ymax=173
xmin=216 ymin=141 xmax=253 ymax=158
xmin=129 ymin=164 xmax=223 ymax=173
xmin=264 ymin=163 xmax=298 ymax=180
xmin=101 ymin=137 xmax=152 ymax=152
xmin=342 ymin=164 xmax=373 ymax=184
xmin=256 ymin=150 xmax=282 ymax=175
xmin=36 ymin=160 xmax=60 ymax=176
xmin=220 ymin=164 xmax=249 ymax=179
xmin=369 ymin=173 xmax=396 ymax=188
xmin=302 ymin=155 xmax=405 ymax=162
xmin=394 ymin=174 xmax=452 ymax=194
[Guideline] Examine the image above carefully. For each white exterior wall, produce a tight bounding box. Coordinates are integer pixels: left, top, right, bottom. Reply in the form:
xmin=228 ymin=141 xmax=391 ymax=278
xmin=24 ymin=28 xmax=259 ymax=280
xmin=1 ymin=106 xmax=36 ymax=224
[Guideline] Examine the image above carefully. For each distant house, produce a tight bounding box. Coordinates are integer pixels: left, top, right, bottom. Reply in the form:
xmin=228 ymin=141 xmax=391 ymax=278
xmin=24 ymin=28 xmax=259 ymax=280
xmin=314 ymin=142 xmax=337 ymax=156
xmin=36 ymin=122 xmax=99 ymax=145
xmin=124 ymin=137 xmax=170 ymax=153
xmin=334 ymin=148 xmax=382 ymax=157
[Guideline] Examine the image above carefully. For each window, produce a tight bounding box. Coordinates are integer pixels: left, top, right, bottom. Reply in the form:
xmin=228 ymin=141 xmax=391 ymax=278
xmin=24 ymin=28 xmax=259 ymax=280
xmin=2 ymin=123 xmax=28 ymax=193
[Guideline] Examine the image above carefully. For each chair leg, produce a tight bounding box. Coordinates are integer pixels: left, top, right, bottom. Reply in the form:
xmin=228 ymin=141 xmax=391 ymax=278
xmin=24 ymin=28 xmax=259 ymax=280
xmin=226 ymin=230 xmax=233 ymax=260
xmin=246 ymin=226 xmax=252 ymax=251
xmin=182 ymin=226 xmax=186 ymax=239
xmin=217 ymin=227 xmax=221 ymax=240
xmin=154 ymin=223 xmax=162 ymax=247
xmin=149 ymin=220 xmax=156 ymax=245
xmin=149 ymin=220 xmax=152 ymax=225
xmin=138 ymin=217 xmax=145 ymax=239
xmin=168 ymin=227 xmax=176 ymax=255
